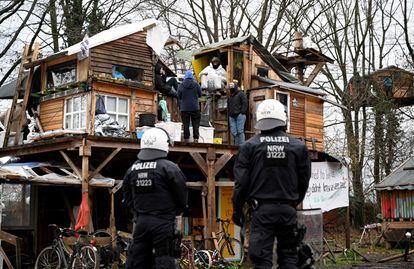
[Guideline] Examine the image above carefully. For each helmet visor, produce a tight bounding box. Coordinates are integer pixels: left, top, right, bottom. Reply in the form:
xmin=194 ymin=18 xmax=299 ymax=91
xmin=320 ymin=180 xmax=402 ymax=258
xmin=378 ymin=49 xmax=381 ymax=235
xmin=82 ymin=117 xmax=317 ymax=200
xmin=255 ymin=118 xmax=286 ymax=131
xmin=138 ymin=148 xmax=168 ymax=161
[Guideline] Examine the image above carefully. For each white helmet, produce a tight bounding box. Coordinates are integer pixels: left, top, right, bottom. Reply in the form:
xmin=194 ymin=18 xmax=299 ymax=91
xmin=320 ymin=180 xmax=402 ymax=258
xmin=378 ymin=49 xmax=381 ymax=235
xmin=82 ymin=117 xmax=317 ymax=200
xmin=138 ymin=128 xmax=171 ymax=161
xmin=255 ymin=99 xmax=287 ymax=131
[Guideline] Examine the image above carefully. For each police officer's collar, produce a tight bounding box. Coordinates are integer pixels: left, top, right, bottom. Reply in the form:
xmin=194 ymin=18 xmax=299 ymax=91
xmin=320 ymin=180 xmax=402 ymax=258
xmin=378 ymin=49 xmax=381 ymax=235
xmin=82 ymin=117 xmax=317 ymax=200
xmin=137 ymin=148 xmax=168 ymax=161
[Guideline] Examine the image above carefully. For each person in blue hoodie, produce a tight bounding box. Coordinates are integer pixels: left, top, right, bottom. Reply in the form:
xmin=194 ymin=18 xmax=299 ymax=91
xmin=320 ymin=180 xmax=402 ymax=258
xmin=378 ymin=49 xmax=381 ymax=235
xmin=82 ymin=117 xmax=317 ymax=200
xmin=178 ymin=70 xmax=202 ymax=142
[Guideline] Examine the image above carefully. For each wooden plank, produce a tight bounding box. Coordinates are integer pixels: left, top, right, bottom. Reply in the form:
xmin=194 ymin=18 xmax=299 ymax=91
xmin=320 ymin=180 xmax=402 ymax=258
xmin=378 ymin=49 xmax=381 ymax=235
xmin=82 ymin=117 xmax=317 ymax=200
xmin=206 ymin=148 xmax=217 ymax=238
xmin=94 ymin=84 xmax=132 ymax=97
xmin=213 ymin=153 xmax=233 ymax=176
xmin=0 ymin=230 xmax=19 ymax=245
xmin=88 ymin=148 xmax=122 ymax=180
xmin=59 ymin=150 xmax=81 ymax=179
xmin=189 ymin=152 xmax=207 ymax=177
xmin=0 ymin=246 xmax=13 ymax=269
xmin=305 ymin=62 xmax=324 ymax=86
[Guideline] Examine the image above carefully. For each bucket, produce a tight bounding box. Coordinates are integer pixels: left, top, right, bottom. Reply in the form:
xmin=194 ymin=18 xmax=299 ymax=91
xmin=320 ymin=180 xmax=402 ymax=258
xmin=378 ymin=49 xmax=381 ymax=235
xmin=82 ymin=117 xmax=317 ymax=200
xmin=138 ymin=114 xmax=156 ymax=127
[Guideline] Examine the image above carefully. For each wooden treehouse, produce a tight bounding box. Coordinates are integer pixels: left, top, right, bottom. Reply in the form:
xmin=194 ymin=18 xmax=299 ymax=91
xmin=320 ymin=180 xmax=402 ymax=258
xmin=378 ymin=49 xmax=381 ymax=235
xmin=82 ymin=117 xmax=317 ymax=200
xmin=0 ymin=20 xmax=337 ymax=262
xmin=347 ymin=66 xmax=414 ymax=107
xmin=191 ymin=35 xmax=337 ymax=153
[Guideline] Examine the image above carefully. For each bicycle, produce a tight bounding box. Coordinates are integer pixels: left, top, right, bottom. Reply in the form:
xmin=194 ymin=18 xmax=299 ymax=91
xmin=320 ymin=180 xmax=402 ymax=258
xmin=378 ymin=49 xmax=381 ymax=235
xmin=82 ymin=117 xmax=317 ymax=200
xmin=35 ymin=224 xmax=100 ymax=269
xmin=178 ymin=238 xmax=213 ymax=269
xmin=91 ymin=229 xmax=131 ymax=268
xmin=191 ymin=219 xmax=245 ymax=267
xmin=214 ymin=218 xmax=244 ymax=266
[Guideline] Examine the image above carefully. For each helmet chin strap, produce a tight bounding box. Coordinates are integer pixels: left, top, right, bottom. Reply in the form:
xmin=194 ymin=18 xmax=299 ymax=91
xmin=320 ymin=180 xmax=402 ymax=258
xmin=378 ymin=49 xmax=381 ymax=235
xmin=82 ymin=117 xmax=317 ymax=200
xmin=154 ymin=127 xmax=174 ymax=147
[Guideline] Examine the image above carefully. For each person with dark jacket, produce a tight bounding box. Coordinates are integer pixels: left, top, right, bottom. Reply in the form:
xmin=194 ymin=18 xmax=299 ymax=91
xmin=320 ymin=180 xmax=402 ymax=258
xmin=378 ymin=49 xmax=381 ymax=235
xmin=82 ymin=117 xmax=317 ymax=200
xmin=154 ymin=63 xmax=178 ymax=98
xmin=232 ymin=99 xmax=311 ymax=269
xmin=178 ymin=70 xmax=202 ymax=142
xmin=227 ymin=82 xmax=248 ymax=145
xmin=123 ymin=128 xmax=187 ymax=268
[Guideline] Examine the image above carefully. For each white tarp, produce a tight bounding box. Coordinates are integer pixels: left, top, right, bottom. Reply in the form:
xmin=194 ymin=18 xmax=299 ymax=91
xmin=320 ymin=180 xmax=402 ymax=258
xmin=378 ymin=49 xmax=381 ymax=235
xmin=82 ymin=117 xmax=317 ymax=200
xmin=146 ymin=23 xmax=170 ymax=56
xmin=303 ymin=162 xmax=349 ymax=212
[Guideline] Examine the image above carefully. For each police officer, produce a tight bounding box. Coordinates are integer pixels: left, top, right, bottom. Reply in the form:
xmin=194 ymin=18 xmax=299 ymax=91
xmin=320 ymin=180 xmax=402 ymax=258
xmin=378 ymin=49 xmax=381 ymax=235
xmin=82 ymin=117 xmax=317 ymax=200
xmin=123 ymin=127 xmax=187 ymax=269
xmin=232 ymin=99 xmax=311 ymax=269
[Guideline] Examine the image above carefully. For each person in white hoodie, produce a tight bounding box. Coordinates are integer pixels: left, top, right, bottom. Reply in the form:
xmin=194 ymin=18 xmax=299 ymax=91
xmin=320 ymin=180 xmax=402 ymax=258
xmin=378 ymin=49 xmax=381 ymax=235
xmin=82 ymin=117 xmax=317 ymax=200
xmin=199 ymin=57 xmax=227 ymax=92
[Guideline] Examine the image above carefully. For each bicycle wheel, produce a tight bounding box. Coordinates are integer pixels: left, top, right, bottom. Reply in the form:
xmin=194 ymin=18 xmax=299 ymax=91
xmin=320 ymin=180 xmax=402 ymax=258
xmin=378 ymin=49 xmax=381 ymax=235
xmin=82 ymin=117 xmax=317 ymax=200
xmin=72 ymin=245 xmax=100 ymax=269
xmin=219 ymin=238 xmax=244 ymax=265
xmin=35 ymin=246 xmax=62 ymax=269
xmin=194 ymin=250 xmax=212 ymax=268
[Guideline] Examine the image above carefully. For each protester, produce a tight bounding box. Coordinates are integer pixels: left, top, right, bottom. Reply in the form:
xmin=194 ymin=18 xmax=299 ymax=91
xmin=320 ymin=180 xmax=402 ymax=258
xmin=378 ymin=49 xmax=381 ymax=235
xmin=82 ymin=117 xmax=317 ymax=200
xmin=199 ymin=57 xmax=227 ymax=92
xmin=123 ymin=128 xmax=187 ymax=268
xmin=154 ymin=63 xmax=178 ymax=98
xmin=232 ymin=99 xmax=311 ymax=269
xmin=178 ymin=70 xmax=202 ymax=143
xmin=227 ymin=81 xmax=248 ymax=145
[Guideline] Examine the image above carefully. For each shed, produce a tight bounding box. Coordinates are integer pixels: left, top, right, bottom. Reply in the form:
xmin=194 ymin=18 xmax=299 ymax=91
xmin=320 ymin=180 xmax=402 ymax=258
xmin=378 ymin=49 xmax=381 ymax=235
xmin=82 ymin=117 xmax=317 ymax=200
xmin=375 ymin=157 xmax=414 ymax=243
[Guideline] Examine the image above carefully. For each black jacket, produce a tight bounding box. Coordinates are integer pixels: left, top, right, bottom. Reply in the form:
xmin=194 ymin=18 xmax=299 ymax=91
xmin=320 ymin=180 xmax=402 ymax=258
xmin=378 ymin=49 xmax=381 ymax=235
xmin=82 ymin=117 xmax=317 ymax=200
xmin=232 ymin=128 xmax=311 ymax=212
xmin=123 ymin=158 xmax=188 ymax=217
xmin=228 ymin=90 xmax=248 ymax=117
xmin=178 ymin=79 xmax=202 ymax=111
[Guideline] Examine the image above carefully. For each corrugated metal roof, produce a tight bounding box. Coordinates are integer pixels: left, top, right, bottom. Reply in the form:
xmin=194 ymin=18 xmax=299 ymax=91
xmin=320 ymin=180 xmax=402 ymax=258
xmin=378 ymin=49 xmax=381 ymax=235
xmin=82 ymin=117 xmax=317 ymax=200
xmin=375 ymin=157 xmax=414 ymax=190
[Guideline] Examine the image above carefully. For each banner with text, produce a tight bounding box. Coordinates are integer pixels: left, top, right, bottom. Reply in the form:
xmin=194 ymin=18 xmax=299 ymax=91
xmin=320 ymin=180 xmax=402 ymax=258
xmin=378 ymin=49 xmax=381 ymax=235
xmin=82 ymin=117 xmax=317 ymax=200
xmin=303 ymin=162 xmax=349 ymax=212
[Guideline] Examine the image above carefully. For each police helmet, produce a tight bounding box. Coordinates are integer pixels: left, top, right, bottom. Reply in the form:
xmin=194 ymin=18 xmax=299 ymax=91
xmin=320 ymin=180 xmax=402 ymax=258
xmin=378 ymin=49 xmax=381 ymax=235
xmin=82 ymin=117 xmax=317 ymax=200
xmin=138 ymin=127 xmax=172 ymax=161
xmin=255 ymin=99 xmax=287 ymax=131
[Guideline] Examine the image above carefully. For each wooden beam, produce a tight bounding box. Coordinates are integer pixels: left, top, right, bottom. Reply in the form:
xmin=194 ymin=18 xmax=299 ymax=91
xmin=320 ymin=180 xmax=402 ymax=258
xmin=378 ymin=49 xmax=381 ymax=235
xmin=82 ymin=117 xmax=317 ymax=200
xmin=88 ymin=148 xmax=121 ymax=180
xmin=110 ymin=180 xmax=123 ymax=194
xmin=213 ymin=153 xmax=233 ymax=176
xmin=0 ymin=246 xmax=13 ymax=269
xmin=189 ymin=152 xmax=208 ymax=177
xmin=206 ymin=148 xmax=217 ymax=239
xmin=304 ymin=62 xmax=324 ymax=86
xmin=59 ymin=150 xmax=82 ymax=179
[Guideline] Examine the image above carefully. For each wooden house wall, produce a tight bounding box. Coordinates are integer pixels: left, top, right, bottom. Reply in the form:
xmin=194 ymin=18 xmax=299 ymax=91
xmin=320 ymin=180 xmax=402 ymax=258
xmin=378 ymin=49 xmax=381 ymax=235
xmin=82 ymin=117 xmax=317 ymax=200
xmin=380 ymin=190 xmax=414 ymax=219
xmin=305 ymin=97 xmax=324 ymax=151
xmin=371 ymin=70 xmax=414 ymax=99
xmin=39 ymin=99 xmax=64 ymax=131
xmin=90 ymin=31 xmax=154 ymax=85
xmin=289 ymin=92 xmax=306 ymax=138
xmin=251 ymin=50 xmax=281 ymax=82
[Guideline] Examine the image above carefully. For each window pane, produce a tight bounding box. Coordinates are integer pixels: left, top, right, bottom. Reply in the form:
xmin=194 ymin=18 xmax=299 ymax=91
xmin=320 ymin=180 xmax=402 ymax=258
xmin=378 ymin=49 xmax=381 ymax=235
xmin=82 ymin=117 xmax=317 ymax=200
xmin=80 ymin=112 xmax=86 ymax=128
xmin=118 ymin=98 xmax=128 ymax=113
xmin=108 ymin=113 xmax=116 ymax=123
xmin=66 ymin=98 xmax=72 ymax=113
xmin=73 ymin=113 xmax=80 ymax=129
xmin=73 ymin=97 xmax=81 ymax=112
xmin=118 ymin=115 xmax=128 ymax=128
xmin=81 ymin=96 xmax=87 ymax=111
xmin=106 ymin=97 xmax=116 ymax=112
xmin=65 ymin=115 xmax=71 ymax=129
xmin=2 ymin=184 xmax=31 ymax=227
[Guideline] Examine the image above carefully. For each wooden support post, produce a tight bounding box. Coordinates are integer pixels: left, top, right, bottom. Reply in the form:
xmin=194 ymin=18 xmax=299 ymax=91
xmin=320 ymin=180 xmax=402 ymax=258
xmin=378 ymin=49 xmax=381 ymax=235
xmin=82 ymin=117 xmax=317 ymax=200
xmin=80 ymin=138 xmax=92 ymax=230
xmin=345 ymin=206 xmax=351 ymax=249
xmin=213 ymin=153 xmax=233 ymax=176
xmin=206 ymin=148 xmax=216 ymax=241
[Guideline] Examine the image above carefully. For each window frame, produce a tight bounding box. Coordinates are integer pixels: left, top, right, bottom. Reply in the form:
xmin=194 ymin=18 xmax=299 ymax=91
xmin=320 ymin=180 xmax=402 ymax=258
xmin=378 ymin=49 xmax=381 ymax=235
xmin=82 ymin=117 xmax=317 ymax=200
xmin=46 ymin=60 xmax=77 ymax=89
xmin=274 ymin=90 xmax=290 ymax=132
xmin=97 ymin=94 xmax=130 ymax=130
xmin=63 ymin=94 xmax=87 ymax=130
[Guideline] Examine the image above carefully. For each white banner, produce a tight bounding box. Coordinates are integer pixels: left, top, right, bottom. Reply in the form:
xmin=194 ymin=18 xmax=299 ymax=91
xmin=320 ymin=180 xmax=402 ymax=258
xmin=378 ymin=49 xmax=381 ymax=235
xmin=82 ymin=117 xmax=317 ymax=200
xmin=303 ymin=162 xmax=349 ymax=212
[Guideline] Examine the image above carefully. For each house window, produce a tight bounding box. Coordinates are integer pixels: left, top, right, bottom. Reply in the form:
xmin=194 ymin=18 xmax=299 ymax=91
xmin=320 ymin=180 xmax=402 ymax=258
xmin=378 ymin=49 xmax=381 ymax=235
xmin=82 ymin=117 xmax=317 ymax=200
xmin=257 ymin=67 xmax=269 ymax=78
xmin=64 ymin=95 xmax=87 ymax=130
xmin=274 ymin=90 xmax=290 ymax=131
xmin=98 ymin=94 xmax=129 ymax=129
xmin=2 ymin=184 xmax=32 ymax=227
xmin=112 ymin=65 xmax=144 ymax=81
xmin=47 ymin=61 xmax=77 ymax=88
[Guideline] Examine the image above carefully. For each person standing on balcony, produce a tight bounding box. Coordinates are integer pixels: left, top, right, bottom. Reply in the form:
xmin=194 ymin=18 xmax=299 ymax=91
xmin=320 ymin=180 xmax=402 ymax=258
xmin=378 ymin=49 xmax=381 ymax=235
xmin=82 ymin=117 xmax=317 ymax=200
xmin=178 ymin=70 xmax=202 ymax=142
xmin=227 ymin=81 xmax=248 ymax=145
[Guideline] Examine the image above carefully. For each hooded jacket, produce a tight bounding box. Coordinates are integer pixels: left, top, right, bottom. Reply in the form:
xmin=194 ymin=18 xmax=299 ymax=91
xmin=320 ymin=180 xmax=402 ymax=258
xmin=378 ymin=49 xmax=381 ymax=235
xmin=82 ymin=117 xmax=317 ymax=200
xmin=199 ymin=63 xmax=227 ymax=90
xmin=178 ymin=76 xmax=202 ymax=112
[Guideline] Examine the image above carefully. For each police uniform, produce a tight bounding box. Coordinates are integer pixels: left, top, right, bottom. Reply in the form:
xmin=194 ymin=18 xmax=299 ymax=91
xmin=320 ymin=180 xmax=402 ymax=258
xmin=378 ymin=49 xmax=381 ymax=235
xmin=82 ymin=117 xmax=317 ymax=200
xmin=123 ymin=129 xmax=187 ymax=269
xmin=232 ymin=100 xmax=311 ymax=269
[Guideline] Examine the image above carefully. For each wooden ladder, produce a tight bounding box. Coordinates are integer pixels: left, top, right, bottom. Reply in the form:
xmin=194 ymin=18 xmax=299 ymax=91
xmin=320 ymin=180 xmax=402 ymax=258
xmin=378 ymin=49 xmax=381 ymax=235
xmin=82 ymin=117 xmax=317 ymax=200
xmin=3 ymin=43 xmax=39 ymax=147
